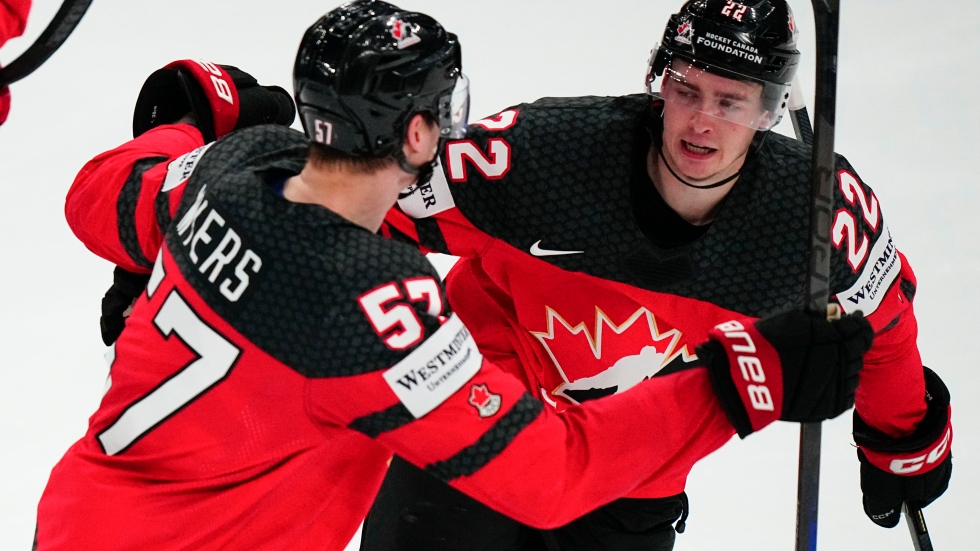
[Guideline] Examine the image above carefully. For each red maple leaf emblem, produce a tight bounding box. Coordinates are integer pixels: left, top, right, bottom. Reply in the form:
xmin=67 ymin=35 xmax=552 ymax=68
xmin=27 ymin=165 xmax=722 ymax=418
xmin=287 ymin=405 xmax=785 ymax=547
xmin=468 ymin=384 xmax=501 ymax=417
xmin=470 ymin=384 xmax=491 ymax=407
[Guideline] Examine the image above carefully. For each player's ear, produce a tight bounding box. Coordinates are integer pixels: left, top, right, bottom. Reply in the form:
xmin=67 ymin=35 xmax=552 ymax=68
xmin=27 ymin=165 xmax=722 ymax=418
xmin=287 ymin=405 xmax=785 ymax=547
xmin=403 ymin=113 xmax=440 ymax=160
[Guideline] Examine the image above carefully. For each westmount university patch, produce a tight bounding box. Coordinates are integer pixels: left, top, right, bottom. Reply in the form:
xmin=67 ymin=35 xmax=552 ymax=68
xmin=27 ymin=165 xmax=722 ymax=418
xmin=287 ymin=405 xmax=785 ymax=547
xmin=396 ymin=158 xmax=456 ymax=218
xmin=835 ymin=225 xmax=901 ymax=315
xmin=162 ymin=142 xmax=216 ymax=192
xmin=383 ymin=314 xmax=483 ymax=418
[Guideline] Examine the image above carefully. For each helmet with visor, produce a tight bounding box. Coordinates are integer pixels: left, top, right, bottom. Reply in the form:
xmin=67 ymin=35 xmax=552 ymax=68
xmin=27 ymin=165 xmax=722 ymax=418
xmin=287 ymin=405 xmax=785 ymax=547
xmin=647 ymin=0 xmax=800 ymax=131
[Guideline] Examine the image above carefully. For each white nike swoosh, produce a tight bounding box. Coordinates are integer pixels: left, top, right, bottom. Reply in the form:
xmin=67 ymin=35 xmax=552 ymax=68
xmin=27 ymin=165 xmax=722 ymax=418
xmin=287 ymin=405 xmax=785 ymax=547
xmin=529 ymin=240 xmax=585 ymax=257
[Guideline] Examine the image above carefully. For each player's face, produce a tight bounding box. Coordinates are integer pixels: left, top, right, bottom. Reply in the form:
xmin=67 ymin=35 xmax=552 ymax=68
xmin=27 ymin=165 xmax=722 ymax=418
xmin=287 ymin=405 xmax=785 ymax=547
xmin=659 ymin=62 xmax=763 ymax=183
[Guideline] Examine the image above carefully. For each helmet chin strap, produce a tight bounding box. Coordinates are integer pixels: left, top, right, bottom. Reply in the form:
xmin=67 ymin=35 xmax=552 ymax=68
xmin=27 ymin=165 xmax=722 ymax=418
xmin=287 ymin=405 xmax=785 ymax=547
xmin=393 ymin=147 xmax=436 ymax=187
xmin=651 ymin=122 xmax=772 ymax=191
xmin=657 ymin=145 xmax=740 ymax=190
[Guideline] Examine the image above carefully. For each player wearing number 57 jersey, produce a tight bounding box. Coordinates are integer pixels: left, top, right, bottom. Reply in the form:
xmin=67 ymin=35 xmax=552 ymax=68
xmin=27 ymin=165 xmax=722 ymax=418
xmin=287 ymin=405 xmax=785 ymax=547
xmin=35 ymin=3 xmax=874 ymax=550
xmin=371 ymin=1 xmax=953 ymax=549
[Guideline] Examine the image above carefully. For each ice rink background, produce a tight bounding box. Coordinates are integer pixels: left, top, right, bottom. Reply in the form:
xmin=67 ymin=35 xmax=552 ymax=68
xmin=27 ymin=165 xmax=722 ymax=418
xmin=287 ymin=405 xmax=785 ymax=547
xmin=1 ymin=1 xmax=977 ymax=549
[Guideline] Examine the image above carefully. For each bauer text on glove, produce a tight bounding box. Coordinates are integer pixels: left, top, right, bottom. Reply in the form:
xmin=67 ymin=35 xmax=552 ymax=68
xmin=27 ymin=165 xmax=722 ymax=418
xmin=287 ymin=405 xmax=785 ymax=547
xmin=697 ymin=309 xmax=873 ymax=438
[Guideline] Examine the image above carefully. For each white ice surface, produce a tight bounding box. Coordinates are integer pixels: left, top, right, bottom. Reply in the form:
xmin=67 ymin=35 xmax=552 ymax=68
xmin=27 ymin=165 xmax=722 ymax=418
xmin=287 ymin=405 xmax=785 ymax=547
xmin=1 ymin=1 xmax=977 ymax=550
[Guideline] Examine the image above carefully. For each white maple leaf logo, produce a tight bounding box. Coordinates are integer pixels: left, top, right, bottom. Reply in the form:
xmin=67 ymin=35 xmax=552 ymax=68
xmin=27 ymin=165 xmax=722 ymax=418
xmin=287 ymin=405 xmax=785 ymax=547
xmin=531 ymin=306 xmax=697 ymax=407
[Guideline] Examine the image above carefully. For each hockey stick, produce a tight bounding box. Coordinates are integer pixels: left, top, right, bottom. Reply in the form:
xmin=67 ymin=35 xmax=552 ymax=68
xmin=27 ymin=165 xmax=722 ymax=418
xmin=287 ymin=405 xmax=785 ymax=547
xmin=903 ymin=502 xmax=934 ymax=551
xmin=793 ymin=2 xmax=841 ymax=550
xmin=792 ymin=6 xmax=935 ymax=550
xmin=0 ymin=0 xmax=94 ymax=88
xmin=788 ymin=73 xmax=825 ymax=551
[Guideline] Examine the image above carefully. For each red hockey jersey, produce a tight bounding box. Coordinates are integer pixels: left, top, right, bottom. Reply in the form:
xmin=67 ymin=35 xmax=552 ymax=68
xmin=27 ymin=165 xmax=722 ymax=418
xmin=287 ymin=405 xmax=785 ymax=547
xmin=39 ymin=123 xmax=739 ymax=550
xmin=384 ymin=95 xmax=929 ymax=499
xmin=0 ymin=0 xmax=29 ymax=46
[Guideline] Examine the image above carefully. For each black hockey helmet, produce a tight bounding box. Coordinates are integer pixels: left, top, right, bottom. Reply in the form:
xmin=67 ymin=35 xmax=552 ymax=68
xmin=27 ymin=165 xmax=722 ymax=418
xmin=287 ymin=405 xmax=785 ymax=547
xmin=647 ymin=0 xmax=801 ymax=130
xmin=293 ymin=0 xmax=468 ymax=161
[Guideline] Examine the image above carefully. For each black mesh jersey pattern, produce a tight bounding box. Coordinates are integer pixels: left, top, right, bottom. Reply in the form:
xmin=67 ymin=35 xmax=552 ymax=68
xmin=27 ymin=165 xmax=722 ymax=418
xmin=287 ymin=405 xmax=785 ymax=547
xmin=448 ymin=94 xmax=887 ymax=317
xmin=119 ymin=156 xmax=168 ymax=269
xmin=165 ymin=125 xmax=447 ymax=378
xmin=425 ymin=393 xmax=542 ymax=481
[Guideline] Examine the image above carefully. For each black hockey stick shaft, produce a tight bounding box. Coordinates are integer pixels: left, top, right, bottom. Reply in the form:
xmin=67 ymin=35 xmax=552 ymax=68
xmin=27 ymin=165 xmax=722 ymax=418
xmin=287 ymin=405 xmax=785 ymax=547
xmin=793 ymin=7 xmax=935 ymax=551
xmin=794 ymin=2 xmax=841 ymax=550
xmin=0 ymin=0 xmax=94 ymax=88
xmin=904 ymin=502 xmax=935 ymax=551
xmin=789 ymin=77 xmax=826 ymax=551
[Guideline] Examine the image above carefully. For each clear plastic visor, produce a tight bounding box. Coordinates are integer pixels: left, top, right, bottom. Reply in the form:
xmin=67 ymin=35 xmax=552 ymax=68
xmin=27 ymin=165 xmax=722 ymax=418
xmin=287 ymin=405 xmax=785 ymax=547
xmin=648 ymin=55 xmax=790 ymax=131
xmin=440 ymin=73 xmax=470 ymax=140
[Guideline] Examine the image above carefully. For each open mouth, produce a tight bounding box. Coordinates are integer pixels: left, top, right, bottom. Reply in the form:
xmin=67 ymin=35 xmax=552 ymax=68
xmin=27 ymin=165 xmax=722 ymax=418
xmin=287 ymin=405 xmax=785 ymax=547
xmin=682 ymin=140 xmax=716 ymax=156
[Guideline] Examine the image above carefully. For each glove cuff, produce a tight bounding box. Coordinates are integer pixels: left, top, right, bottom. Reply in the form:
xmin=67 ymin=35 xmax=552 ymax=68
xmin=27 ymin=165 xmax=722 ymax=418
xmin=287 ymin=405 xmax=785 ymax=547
xmin=133 ymin=59 xmax=241 ymax=142
xmin=700 ymin=318 xmax=784 ymax=438
xmin=112 ymin=266 xmax=153 ymax=298
xmin=855 ymin=367 xmax=952 ymax=476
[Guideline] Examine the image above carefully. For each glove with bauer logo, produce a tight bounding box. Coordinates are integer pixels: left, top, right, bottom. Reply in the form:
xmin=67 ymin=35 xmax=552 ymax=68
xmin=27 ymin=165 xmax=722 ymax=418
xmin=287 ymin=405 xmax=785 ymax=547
xmin=697 ymin=309 xmax=873 ymax=438
xmin=855 ymin=366 xmax=952 ymax=528
xmin=132 ymin=59 xmax=295 ymax=142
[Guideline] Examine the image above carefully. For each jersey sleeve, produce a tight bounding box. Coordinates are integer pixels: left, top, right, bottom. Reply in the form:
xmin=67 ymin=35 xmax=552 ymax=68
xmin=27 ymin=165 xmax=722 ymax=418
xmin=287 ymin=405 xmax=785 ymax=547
xmin=0 ymin=0 xmax=30 ymax=47
xmin=65 ymin=124 xmax=207 ymax=273
xmin=382 ymin=107 xmax=528 ymax=258
xmin=828 ymin=157 xmax=928 ymax=438
xmin=305 ymin=258 xmax=735 ymax=528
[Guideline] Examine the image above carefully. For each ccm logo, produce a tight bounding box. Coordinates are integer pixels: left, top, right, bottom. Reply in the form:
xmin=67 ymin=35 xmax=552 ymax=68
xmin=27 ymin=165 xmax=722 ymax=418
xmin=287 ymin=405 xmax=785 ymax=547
xmin=714 ymin=320 xmax=774 ymax=412
xmin=889 ymin=428 xmax=951 ymax=474
xmin=193 ymin=60 xmax=234 ymax=105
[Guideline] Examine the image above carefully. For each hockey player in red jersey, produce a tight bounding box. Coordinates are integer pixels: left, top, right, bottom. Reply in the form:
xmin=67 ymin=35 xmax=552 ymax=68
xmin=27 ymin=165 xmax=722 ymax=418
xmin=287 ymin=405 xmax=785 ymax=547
xmin=367 ymin=0 xmax=953 ymax=549
xmin=0 ymin=0 xmax=31 ymax=125
xmin=36 ymin=2 xmax=874 ymax=550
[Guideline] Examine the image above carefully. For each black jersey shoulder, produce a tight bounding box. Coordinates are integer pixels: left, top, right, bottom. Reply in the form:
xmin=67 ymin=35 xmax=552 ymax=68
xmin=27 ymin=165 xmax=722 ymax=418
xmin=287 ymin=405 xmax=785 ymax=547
xmin=450 ymin=94 xmax=651 ymax=260
xmin=166 ymin=125 xmax=446 ymax=378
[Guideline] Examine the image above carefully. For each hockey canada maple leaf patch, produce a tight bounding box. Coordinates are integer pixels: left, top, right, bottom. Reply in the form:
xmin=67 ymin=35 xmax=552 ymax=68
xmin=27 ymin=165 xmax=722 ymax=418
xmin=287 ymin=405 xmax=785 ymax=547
xmin=531 ymin=306 xmax=696 ymax=408
xmin=469 ymin=384 xmax=502 ymax=418
xmin=390 ymin=18 xmax=421 ymax=49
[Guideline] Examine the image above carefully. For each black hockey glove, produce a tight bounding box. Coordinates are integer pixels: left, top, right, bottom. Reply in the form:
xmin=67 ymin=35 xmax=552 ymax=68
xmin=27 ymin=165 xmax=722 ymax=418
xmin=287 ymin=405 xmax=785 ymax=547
xmin=855 ymin=367 xmax=952 ymax=528
xmin=100 ymin=266 xmax=152 ymax=346
xmin=697 ymin=309 xmax=872 ymax=438
xmin=132 ymin=59 xmax=295 ymax=142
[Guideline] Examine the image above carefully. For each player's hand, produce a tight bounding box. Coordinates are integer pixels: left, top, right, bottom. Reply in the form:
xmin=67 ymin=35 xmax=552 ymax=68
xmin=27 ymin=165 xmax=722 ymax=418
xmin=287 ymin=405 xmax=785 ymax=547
xmin=855 ymin=367 xmax=952 ymax=528
xmin=100 ymin=266 xmax=151 ymax=346
xmin=697 ymin=309 xmax=873 ymax=438
xmin=132 ymin=59 xmax=295 ymax=142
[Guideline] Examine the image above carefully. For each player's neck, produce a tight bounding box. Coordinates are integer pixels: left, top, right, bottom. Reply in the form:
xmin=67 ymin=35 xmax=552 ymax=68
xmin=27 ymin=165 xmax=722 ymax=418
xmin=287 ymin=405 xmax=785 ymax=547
xmin=284 ymin=163 xmax=414 ymax=233
xmin=646 ymin=146 xmax=736 ymax=226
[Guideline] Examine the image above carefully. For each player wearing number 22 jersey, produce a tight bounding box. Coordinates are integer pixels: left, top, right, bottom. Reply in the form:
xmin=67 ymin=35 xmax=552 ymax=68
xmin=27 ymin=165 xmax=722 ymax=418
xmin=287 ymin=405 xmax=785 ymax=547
xmin=370 ymin=92 xmax=946 ymax=547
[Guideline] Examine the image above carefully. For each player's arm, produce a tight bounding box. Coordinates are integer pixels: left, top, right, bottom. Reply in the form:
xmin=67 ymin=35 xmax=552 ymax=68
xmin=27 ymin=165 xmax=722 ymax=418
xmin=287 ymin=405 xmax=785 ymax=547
xmin=382 ymin=107 xmax=525 ymax=257
xmin=0 ymin=0 xmax=30 ymax=50
xmin=311 ymin=265 xmax=872 ymax=528
xmin=66 ymin=59 xmax=294 ymax=344
xmin=828 ymin=158 xmax=952 ymax=526
xmin=67 ymin=60 xmax=294 ymax=271
xmin=66 ymin=124 xmax=205 ymax=273
xmin=0 ymin=0 xmax=32 ymax=125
